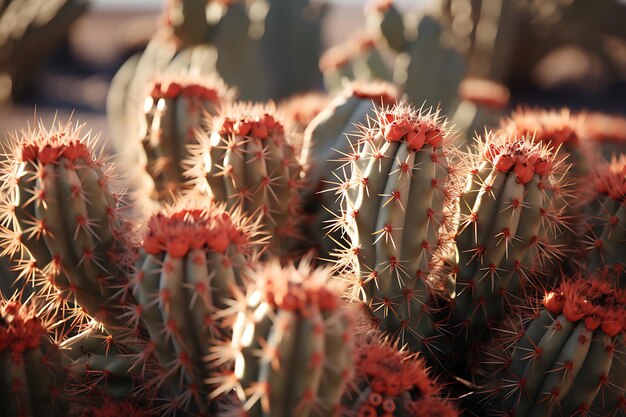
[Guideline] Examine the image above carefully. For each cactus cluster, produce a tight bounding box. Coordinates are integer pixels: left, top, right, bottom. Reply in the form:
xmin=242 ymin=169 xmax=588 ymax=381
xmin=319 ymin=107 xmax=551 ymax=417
xmin=1 ymin=0 xmax=626 ymax=416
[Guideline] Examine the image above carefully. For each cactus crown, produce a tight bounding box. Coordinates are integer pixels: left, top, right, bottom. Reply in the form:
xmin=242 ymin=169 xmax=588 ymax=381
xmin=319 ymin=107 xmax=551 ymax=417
xmin=148 ymin=74 xmax=235 ymax=102
xmin=16 ymin=122 xmax=95 ymax=166
xmin=0 ymin=299 xmax=45 ymax=353
xmin=355 ymin=340 xmax=435 ymax=398
xmin=590 ymin=154 xmax=626 ymax=201
xmin=349 ymin=80 xmax=399 ymax=107
xmin=458 ymin=78 xmax=510 ymax=109
xmin=142 ymin=198 xmax=255 ymax=257
xmin=376 ymin=103 xmax=449 ymax=150
xmin=214 ymin=102 xmax=285 ymax=140
xmin=480 ymin=131 xmax=560 ymax=183
xmin=499 ymin=108 xmax=582 ymax=147
xmin=257 ymin=262 xmax=343 ymax=314
xmin=543 ymin=276 xmax=625 ymax=336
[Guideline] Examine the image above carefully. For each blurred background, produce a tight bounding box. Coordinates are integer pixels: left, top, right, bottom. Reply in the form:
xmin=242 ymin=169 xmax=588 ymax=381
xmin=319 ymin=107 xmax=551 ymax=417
xmin=1 ymin=0 xmax=626 ymax=137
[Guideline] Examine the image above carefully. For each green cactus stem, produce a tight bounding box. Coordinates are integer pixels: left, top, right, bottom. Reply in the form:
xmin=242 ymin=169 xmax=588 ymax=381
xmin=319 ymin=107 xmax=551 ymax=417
xmin=448 ymin=132 xmax=569 ymax=374
xmin=0 ymin=120 xmax=136 ymax=337
xmin=337 ymin=102 xmax=461 ymax=355
xmin=208 ymin=262 xmax=355 ymax=417
xmin=485 ymin=276 xmax=626 ymax=416
xmin=139 ymin=74 xmax=235 ymax=202
xmin=0 ymin=298 xmax=67 ymax=417
xmin=129 ymin=195 xmax=259 ymax=414
xmin=191 ymin=102 xmax=305 ymax=256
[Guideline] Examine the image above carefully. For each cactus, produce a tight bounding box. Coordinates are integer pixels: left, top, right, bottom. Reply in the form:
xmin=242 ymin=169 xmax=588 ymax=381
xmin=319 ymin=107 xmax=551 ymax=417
xmin=0 ymin=297 xmax=67 ymax=417
xmin=138 ymin=73 xmax=235 ymax=203
xmin=279 ymin=91 xmax=329 ymax=156
xmin=582 ymin=155 xmax=626 ymax=286
xmin=345 ymin=337 xmax=459 ymax=417
xmin=583 ymin=112 xmax=626 ymax=158
xmin=337 ymin=102 xmax=460 ymax=356
xmin=190 ymin=102 xmax=305 ymax=256
xmin=0 ymin=0 xmax=87 ymax=102
xmin=129 ymin=194 xmax=259 ymax=414
xmin=0 ymin=120 xmax=136 ymax=337
xmin=499 ymin=108 xmax=588 ymax=181
xmin=300 ymin=82 xmax=398 ymax=259
xmin=484 ymin=276 xmax=626 ymax=416
xmin=208 ymin=261 xmax=355 ymax=417
xmin=446 ymin=131 xmax=569 ymax=375
xmin=450 ymin=78 xmax=510 ymax=147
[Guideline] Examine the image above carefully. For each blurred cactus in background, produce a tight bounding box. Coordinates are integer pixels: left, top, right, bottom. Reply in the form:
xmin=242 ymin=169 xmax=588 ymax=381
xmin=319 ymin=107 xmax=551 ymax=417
xmin=0 ymin=0 xmax=87 ymax=102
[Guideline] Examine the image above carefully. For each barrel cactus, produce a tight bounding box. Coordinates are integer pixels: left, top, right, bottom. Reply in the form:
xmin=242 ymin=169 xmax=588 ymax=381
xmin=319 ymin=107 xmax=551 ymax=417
xmin=447 ymin=130 xmax=570 ymax=374
xmin=0 ymin=120 xmax=135 ymax=337
xmin=484 ymin=276 xmax=625 ymax=416
xmin=582 ymin=154 xmax=626 ymax=286
xmin=139 ymin=73 xmax=235 ymax=202
xmin=344 ymin=337 xmax=459 ymax=417
xmin=337 ymin=102 xmax=461 ymax=356
xmin=208 ymin=261 xmax=356 ymax=417
xmin=190 ymin=102 xmax=305 ymax=256
xmin=0 ymin=297 xmax=67 ymax=417
xmin=129 ymin=194 xmax=260 ymax=414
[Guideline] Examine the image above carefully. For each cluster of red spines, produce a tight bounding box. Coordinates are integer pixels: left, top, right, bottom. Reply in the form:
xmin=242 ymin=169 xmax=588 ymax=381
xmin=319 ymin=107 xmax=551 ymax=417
xmin=280 ymin=92 xmax=329 ymax=130
xmin=142 ymin=206 xmax=248 ymax=257
xmin=499 ymin=108 xmax=582 ymax=147
xmin=458 ymin=78 xmax=510 ymax=109
xmin=590 ymin=155 xmax=626 ymax=201
xmin=482 ymin=133 xmax=556 ymax=183
xmin=352 ymin=340 xmax=458 ymax=417
xmin=377 ymin=106 xmax=446 ymax=150
xmin=20 ymin=136 xmax=91 ymax=165
xmin=355 ymin=342 xmax=436 ymax=398
xmin=543 ymin=277 xmax=625 ymax=336
xmin=350 ymin=81 xmax=399 ymax=107
xmin=149 ymin=75 xmax=233 ymax=103
xmin=584 ymin=112 xmax=626 ymax=145
xmin=217 ymin=112 xmax=285 ymax=140
xmin=258 ymin=264 xmax=341 ymax=314
xmin=0 ymin=300 xmax=45 ymax=353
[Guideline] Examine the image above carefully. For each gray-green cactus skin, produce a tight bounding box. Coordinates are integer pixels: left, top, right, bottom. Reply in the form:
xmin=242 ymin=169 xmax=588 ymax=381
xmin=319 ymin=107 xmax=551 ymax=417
xmin=583 ymin=155 xmax=626 ymax=287
xmin=212 ymin=262 xmax=354 ymax=417
xmin=339 ymin=103 xmax=458 ymax=356
xmin=138 ymin=75 xmax=234 ymax=203
xmin=485 ymin=278 xmax=626 ymax=417
xmin=448 ymin=132 xmax=568 ymax=375
xmin=0 ymin=299 xmax=67 ymax=417
xmin=321 ymin=3 xmax=466 ymax=113
xmin=300 ymin=83 xmax=398 ymax=259
xmin=403 ymin=16 xmax=466 ymax=114
xmin=0 ymin=122 xmax=135 ymax=337
xmin=193 ymin=103 xmax=305 ymax=256
xmin=130 ymin=198 xmax=256 ymax=414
